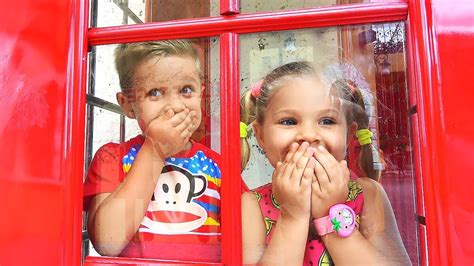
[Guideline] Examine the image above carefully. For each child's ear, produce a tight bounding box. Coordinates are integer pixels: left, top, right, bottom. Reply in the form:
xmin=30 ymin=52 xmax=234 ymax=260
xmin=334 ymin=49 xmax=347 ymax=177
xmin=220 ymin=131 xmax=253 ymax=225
xmin=116 ymin=92 xmax=136 ymax=119
xmin=253 ymin=122 xmax=265 ymax=150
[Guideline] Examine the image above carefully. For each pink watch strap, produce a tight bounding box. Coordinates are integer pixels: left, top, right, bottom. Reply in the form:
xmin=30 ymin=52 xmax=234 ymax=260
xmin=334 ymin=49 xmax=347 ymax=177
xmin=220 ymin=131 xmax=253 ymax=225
xmin=313 ymin=203 xmax=356 ymax=237
xmin=314 ymin=216 xmax=334 ymax=236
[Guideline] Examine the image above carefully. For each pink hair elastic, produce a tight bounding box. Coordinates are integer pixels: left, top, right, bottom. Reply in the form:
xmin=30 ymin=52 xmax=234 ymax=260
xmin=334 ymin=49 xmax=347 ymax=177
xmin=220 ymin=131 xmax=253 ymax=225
xmin=250 ymin=80 xmax=263 ymax=98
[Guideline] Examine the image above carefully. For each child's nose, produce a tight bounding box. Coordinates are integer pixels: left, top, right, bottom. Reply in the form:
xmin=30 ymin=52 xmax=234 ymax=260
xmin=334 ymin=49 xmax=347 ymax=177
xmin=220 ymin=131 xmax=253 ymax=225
xmin=295 ymin=124 xmax=321 ymax=145
xmin=166 ymin=96 xmax=186 ymax=112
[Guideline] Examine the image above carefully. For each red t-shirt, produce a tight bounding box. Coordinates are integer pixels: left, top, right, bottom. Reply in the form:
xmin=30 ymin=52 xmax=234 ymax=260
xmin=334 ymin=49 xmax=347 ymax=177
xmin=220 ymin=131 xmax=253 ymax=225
xmin=84 ymin=135 xmax=223 ymax=262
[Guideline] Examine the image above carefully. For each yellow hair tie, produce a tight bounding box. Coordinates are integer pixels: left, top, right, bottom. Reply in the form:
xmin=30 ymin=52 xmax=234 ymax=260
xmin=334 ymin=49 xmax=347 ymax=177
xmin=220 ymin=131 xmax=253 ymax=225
xmin=240 ymin=122 xmax=248 ymax=138
xmin=356 ymin=129 xmax=373 ymax=146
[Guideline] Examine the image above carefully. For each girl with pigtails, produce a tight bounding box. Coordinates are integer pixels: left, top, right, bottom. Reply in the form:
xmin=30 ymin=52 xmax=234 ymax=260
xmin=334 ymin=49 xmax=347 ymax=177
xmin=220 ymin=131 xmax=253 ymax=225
xmin=240 ymin=61 xmax=411 ymax=265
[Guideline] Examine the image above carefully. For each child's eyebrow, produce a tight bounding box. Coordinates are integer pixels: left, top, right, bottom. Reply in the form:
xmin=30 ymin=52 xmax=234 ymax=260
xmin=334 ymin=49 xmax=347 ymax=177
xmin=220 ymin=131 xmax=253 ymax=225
xmin=319 ymin=107 xmax=341 ymax=115
xmin=272 ymin=107 xmax=341 ymax=116
xmin=272 ymin=108 xmax=299 ymax=116
xmin=176 ymin=75 xmax=200 ymax=84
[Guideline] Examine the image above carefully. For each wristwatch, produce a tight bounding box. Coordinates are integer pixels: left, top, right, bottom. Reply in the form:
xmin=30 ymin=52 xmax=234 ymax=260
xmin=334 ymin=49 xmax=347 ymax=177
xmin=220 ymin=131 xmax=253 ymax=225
xmin=313 ymin=204 xmax=356 ymax=237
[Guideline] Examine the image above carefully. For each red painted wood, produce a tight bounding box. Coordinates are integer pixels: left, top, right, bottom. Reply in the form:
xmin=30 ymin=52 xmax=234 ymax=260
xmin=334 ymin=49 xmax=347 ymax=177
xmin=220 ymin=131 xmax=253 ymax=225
xmin=407 ymin=0 xmax=474 ymax=264
xmin=4 ymin=0 xmax=474 ymax=264
xmin=84 ymin=256 xmax=221 ymax=265
xmin=418 ymin=224 xmax=428 ymax=266
xmin=89 ymin=3 xmax=407 ymax=46
xmin=406 ymin=1 xmax=441 ymax=264
xmin=429 ymin=0 xmax=474 ymax=264
xmin=219 ymin=33 xmax=242 ymax=266
xmin=0 ymin=0 xmax=87 ymax=265
xmin=70 ymin=0 xmax=89 ymax=265
xmin=220 ymin=0 xmax=239 ymax=15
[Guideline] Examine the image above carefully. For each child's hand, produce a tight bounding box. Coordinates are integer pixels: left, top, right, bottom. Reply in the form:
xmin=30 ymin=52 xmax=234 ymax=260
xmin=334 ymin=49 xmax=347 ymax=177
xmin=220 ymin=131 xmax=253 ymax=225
xmin=272 ymin=142 xmax=316 ymax=222
xmin=144 ymin=108 xmax=198 ymax=158
xmin=310 ymin=146 xmax=350 ymax=219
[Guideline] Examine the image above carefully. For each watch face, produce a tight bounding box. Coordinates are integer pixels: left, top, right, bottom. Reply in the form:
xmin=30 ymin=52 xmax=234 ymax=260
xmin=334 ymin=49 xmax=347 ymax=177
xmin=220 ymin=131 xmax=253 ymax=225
xmin=341 ymin=208 xmax=354 ymax=225
xmin=329 ymin=204 xmax=356 ymax=237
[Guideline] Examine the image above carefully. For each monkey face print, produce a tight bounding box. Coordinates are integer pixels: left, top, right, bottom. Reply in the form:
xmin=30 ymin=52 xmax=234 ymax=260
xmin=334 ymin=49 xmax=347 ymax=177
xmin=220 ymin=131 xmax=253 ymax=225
xmin=139 ymin=151 xmax=222 ymax=235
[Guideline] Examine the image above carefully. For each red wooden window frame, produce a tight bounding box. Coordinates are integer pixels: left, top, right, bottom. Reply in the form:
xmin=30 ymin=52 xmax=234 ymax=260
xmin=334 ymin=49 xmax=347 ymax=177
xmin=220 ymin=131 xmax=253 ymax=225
xmin=75 ymin=1 xmax=439 ymax=265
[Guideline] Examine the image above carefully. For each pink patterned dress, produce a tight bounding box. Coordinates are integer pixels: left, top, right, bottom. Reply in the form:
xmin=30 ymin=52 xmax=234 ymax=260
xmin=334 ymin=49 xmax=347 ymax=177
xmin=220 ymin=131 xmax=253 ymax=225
xmin=253 ymin=180 xmax=364 ymax=266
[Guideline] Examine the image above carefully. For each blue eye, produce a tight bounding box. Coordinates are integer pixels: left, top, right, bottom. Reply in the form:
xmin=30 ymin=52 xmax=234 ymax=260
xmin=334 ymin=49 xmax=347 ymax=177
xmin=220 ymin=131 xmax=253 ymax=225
xmin=181 ymin=86 xmax=194 ymax=94
xmin=320 ymin=118 xmax=335 ymax=125
xmin=280 ymin=118 xmax=297 ymax=126
xmin=147 ymin=88 xmax=162 ymax=97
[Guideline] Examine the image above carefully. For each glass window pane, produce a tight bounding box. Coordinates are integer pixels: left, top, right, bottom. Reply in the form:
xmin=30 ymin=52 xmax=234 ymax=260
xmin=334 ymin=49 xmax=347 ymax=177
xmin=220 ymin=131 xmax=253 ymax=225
xmin=82 ymin=106 xmax=122 ymax=258
xmin=240 ymin=22 xmax=419 ymax=265
xmin=91 ymin=45 xmax=122 ymax=104
xmin=92 ymin=0 xmax=220 ymax=28
xmin=240 ymin=0 xmax=402 ymax=14
xmin=91 ymin=108 xmax=122 ymax=154
xmin=83 ymin=37 xmax=221 ymax=263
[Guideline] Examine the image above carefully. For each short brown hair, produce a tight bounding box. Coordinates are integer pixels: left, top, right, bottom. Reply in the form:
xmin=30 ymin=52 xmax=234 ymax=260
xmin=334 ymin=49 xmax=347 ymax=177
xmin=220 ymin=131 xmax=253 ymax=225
xmin=115 ymin=40 xmax=202 ymax=91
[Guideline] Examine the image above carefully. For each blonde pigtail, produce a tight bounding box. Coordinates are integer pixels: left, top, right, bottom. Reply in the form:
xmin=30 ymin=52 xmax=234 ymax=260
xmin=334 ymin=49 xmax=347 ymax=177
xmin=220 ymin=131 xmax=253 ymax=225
xmin=350 ymin=86 xmax=383 ymax=182
xmin=240 ymin=89 xmax=258 ymax=171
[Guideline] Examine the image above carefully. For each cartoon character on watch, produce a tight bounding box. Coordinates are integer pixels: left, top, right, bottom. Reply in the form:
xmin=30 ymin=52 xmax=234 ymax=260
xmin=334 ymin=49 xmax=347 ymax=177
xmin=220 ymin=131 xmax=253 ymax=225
xmin=313 ymin=204 xmax=356 ymax=238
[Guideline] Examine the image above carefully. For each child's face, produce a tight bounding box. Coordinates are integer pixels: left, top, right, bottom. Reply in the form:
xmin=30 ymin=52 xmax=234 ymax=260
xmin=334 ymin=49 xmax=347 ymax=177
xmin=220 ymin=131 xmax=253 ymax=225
xmin=254 ymin=76 xmax=356 ymax=167
xmin=119 ymin=55 xmax=203 ymax=134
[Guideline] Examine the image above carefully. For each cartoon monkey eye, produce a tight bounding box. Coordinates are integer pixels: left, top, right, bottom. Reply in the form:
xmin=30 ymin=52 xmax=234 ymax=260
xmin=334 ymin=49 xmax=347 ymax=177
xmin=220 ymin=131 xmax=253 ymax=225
xmin=175 ymin=183 xmax=181 ymax=193
xmin=163 ymin=183 xmax=169 ymax=193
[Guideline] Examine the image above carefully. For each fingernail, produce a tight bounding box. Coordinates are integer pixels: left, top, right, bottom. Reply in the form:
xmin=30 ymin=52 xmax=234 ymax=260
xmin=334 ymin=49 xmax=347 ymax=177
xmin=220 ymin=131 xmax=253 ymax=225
xmin=318 ymin=146 xmax=325 ymax=151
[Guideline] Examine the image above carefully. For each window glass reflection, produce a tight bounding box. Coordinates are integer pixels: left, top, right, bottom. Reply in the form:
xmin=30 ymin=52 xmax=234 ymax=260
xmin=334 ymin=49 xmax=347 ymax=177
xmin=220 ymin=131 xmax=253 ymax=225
xmin=240 ymin=0 xmax=397 ymax=13
xmin=240 ymin=22 xmax=419 ymax=265
xmin=83 ymin=38 xmax=221 ymax=262
xmin=92 ymin=0 xmax=220 ymax=28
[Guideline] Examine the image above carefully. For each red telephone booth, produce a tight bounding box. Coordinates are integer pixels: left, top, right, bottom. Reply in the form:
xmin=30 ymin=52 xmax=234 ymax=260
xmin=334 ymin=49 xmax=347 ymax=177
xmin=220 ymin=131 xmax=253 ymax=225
xmin=0 ymin=0 xmax=473 ymax=265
